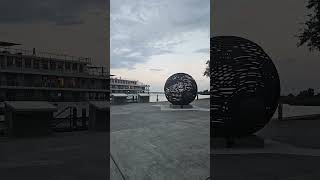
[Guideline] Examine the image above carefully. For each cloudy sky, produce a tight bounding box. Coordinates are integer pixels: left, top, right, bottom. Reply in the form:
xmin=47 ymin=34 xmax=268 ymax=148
xmin=0 ymin=0 xmax=108 ymax=67
xmin=212 ymin=0 xmax=320 ymax=95
xmin=110 ymin=0 xmax=210 ymax=92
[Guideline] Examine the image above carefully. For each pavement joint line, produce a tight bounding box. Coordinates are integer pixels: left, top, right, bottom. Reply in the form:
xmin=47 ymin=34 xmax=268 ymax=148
xmin=110 ymin=153 xmax=127 ymax=180
xmin=153 ymin=104 xmax=209 ymax=112
xmin=212 ymin=139 xmax=320 ymax=156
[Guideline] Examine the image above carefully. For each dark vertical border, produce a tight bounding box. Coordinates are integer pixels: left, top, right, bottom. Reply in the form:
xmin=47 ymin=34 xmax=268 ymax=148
xmin=210 ymin=0 xmax=214 ymax=179
xmin=106 ymin=0 xmax=111 ymax=179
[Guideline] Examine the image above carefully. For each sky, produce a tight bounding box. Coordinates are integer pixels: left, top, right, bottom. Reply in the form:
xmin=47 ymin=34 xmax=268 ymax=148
xmin=110 ymin=0 xmax=210 ymax=92
xmin=0 ymin=0 xmax=109 ymax=68
xmin=212 ymin=0 xmax=320 ymax=95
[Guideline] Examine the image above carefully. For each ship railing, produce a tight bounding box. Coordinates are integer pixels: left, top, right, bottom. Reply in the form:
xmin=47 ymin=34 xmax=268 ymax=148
xmin=0 ymin=47 xmax=92 ymax=64
xmin=0 ymin=80 xmax=109 ymax=90
xmin=0 ymin=65 xmax=109 ymax=78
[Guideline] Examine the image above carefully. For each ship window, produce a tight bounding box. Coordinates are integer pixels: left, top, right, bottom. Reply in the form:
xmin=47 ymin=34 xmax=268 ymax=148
xmin=71 ymin=78 xmax=76 ymax=88
xmin=79 ymin=64 xmax=84 ymax=72
xmin=0 ymin=56 xmax=5 ymax=68
xmin=50 ymin=61 xmax=56 ymax=70
xmin=58 ymin=78 xmax=64 ymax=88
xmin=33 ymin=60 xmax=40 ymax=69
xmin=65 ymin=62 xmax=71 ymax=70
xmin=72 ymin=63 xmax=78 ymax=71
xmin=42 ymin=60 xmax=48 ymax=69
xmin=25 ymin=58 xmax=31 ymax=68
xmin=57 ymin=62 xmax=64 ymax=71
xmin=7 ymin=57 xmax=13 ymax=67
xmin=15 ymin=58 xmax=22 ymax=67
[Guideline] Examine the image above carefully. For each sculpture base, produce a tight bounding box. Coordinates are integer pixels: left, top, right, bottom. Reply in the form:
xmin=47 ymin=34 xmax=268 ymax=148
xmin=169 ymin=104 xmax=193 ymax=109
xmin=211 ymin=135 xmax=264 ymax=149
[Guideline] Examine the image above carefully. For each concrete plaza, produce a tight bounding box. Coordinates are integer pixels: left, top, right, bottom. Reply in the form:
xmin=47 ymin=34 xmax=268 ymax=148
xmin=110 ymin=99 xmax=210 ymax=180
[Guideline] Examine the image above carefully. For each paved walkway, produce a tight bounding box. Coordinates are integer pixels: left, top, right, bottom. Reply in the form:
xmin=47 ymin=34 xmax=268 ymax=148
xmin=0 ymin=131 xmax=108 ymax=180
xmin=110 ymin=99 xmax=210 ymax=180
xmin=213 ymin=118 xmax=320 ymax=180
xmin=213 ymin=139 xmax=320 ymax=156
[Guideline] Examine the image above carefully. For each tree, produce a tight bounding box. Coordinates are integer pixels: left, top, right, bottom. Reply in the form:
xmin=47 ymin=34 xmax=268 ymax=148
xmin=203 ymin=60 xmax=210 ymax=77
xmin=297 ymin=0 xmax=320 ymax=51
xmin=297 ymin=88 xmax=315 ymax=97
xmin=288 ymin=93 xmax=295 ymax=98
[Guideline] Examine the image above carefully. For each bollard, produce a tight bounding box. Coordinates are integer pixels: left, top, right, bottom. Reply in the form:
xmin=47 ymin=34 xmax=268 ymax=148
xmin=278 ymin=103 xmax=283 ymax=121
xmin=197 ymin=94 xmax=199 ymax=100
xmin=156 ymin=94 xmax=159 ymax=102
xmin=82 ymin=108 xmax=87 ymax=129
xmin=73 ymin=107 xmax=77 ymax=129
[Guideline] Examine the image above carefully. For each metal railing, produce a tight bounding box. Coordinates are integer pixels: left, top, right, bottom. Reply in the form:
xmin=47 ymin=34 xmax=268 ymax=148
xmin=0 ymin=80 xmax=108 ymax=90
xmin=0 ymin=47 xmax=92 ymax=64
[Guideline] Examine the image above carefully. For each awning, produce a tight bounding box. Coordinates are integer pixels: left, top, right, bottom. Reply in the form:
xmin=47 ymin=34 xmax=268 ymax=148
xmin=5 ymin=101 xmax=57 ymax=112
xmin=89 ymin=101 xmax=110 ymax=110
xmin=138 ymin=94 xmax=150 ymax=97
xmin=112 ymin=93 xmax=128 ymax=97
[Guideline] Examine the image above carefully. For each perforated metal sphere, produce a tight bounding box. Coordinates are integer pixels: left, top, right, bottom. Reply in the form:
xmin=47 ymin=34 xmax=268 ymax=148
xmin=164 ymin=73 xmax=198 ymax=105
xmin=210 ymin=36 xmax=280 ymax=137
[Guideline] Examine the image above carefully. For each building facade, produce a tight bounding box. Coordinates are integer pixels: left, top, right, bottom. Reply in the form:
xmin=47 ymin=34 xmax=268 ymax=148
xmin=0 ymin=42 xmax=109 ymax=102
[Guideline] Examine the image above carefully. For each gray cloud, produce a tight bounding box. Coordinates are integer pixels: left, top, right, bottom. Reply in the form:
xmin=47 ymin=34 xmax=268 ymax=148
xmin=0 ymin=0 xmax=106 ymax=26
xmin=149 ymin=68 xmax=164 ymax=72
xmin=213 ymin=0 xmax=320 ymax=94
xmin=111 ymin=0 xmax=210 ymax=69
xmin=194 ymin=48 xmax=209 ymax=54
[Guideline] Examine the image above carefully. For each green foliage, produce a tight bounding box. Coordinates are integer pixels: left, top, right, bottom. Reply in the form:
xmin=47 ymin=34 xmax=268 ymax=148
xmin=297 ymin=0 xmax=320 ymax=51
xmin=203 ymin=60 xmax=210 ymax=77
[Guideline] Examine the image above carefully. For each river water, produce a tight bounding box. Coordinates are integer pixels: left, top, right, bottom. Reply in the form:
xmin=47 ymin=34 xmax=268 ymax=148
xmin=149 ymin=93 xmax=210 ymax=102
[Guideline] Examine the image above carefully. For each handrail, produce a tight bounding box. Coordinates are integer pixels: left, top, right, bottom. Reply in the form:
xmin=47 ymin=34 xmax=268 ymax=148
xmin=54 ymin=106 xmax=73 ymax=118
xmin=53 ymin=114 xmax=72 ymax=127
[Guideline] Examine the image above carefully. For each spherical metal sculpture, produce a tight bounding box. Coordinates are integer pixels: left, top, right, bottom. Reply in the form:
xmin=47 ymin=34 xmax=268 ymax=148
xmin=164 ymin=73 xmax=198 ymax=105
xmin=210 ymin=36 xmax=280 ymax=137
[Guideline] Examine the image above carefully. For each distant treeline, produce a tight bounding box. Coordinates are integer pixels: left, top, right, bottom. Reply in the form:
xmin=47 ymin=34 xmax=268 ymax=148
xmin=281 ymin=88 xmax=320 ymax=106
xmin=198 ymin=89 xmax=209 ymax=95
